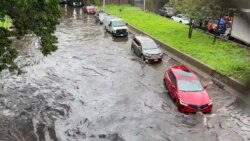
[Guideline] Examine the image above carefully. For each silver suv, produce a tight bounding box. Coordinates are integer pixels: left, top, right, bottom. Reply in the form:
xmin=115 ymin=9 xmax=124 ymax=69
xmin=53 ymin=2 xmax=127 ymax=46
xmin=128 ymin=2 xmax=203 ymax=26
xmin=131 ymin=36 xmax=163 ymax=62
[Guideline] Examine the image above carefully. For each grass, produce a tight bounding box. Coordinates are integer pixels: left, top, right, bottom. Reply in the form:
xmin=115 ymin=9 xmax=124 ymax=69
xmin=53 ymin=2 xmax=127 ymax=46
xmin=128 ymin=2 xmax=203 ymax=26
xmin=105 ymin=5 xmax=250 ymax=83
xmin=0 ymin=16 xmax=12 ymax=29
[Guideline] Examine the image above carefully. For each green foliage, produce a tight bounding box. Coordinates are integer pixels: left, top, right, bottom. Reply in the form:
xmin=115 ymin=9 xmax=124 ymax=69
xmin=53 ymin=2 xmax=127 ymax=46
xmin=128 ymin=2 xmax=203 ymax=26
xmin=105 ymin=5 xmax=250 ymax=82
xmin=0 ymin=28 xmax=18 ymax=72
xmin=0 ymin=16 xmax=12 ymax=29
xmin=0 ymin=0 xmax=61 ymax=73
xmin=92 ymin=0 xmax=101 ymax=6
xmin=168 ymin=0 xmax=220 ymax=20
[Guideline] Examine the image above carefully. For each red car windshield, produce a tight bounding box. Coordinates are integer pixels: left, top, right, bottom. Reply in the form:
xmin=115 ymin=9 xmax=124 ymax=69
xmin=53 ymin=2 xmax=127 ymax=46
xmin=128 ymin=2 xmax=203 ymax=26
xmin=178 ymin=80 xmax=203 ymax=92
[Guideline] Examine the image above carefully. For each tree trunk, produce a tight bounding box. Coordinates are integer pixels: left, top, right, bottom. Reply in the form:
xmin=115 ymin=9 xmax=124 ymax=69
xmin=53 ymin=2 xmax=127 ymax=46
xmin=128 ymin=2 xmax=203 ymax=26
xmin=188 ymin=19 xmax=193 ymax=38
xmin=213 ymin=8 xmax=223 ymax=44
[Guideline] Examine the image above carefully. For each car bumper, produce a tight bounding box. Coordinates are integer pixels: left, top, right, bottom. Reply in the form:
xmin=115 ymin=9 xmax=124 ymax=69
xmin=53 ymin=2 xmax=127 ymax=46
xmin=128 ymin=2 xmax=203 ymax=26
xmin=181 ymin=104 xmax=212 ymax=113
xmin=144 ymin=56 xmax=163 ymax=62
xmin=70 ymin=5 xmax=83 ymax=7
xmin=112 ymin=32 xmax=128 ymax=37
xmin=87 ymin=11 xmax=96 ymax=14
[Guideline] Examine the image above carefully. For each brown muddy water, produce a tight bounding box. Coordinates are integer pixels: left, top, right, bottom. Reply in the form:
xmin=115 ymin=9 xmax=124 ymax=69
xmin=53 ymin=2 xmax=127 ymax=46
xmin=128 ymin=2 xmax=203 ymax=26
xmin=0 ymin=6 xmax=250 ymax=141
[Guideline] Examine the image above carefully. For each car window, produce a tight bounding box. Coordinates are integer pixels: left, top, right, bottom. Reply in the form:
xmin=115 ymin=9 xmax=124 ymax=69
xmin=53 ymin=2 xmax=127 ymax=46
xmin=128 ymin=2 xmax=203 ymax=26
xmin=182 ymin=16 xmax=188 ymax=20
xmin=167 ymin=9 xmax=174 ymax=13
xmin=168 ymin=71 xmax=177 ymax=86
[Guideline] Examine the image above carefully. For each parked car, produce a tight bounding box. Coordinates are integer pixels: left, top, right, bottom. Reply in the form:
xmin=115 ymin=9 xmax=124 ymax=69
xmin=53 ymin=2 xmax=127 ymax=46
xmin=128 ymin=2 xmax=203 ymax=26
xmin=171 ymin=14 xmax=190 ymax=25
xmin=95 ymin=11 xmax=108 ymax=24
xmin=159 ymin=7 xmax=175 ymax=18
xmin=68 ymin=1 xmax=83 ymax=7
xmin=83 ymin=6 xmax=97 ymax=14
xmin=131 ymin=36 xmax=163 ymax=62
xmin=163 ymin=65 xmax=212 ymax=113
xmin=103 ymin=16 xmax=128 ymax=37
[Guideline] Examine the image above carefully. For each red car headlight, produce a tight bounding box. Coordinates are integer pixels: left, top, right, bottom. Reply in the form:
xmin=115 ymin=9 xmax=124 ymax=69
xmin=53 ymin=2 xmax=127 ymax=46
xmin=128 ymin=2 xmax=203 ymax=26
xmin=180 ymin=100 xmax=188 ymax=106
xmin=208 ymin=100 xmax=213 ymax=106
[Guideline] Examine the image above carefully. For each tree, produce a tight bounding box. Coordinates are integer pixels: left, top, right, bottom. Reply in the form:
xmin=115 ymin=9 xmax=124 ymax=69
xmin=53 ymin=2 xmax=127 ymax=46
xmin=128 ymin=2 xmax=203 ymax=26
xmin=92 ymin=0 xmax=101 ymax=6
xmin=0 ymin=0 xmax=61 ymax=73
xmin=168 ymin=0 xmax=221 ymax=38
xmin=168 ymin=0 xmax=249 ymax=41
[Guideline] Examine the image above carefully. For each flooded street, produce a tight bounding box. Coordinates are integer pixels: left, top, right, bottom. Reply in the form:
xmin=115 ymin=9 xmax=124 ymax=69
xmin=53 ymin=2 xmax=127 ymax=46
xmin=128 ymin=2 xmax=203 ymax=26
xmin=0 ymin=6 xmax=250 ymax=141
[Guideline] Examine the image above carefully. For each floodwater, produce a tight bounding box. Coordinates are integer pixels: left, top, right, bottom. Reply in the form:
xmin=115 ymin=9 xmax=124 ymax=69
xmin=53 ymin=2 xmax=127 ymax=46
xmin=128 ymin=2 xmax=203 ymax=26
xmin=0 ymin=6 xmax=250 ymax=141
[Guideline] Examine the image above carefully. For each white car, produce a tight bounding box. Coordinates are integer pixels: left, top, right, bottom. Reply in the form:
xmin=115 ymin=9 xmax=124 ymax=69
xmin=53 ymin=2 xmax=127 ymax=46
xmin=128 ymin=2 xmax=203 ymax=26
xmin=171 ymin=14 xmax=190 ymax=25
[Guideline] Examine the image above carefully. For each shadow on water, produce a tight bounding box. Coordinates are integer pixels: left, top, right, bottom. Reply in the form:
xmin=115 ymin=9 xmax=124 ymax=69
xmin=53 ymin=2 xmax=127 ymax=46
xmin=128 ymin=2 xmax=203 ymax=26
xmin=112 ymin=36 xmax=129 ymax=42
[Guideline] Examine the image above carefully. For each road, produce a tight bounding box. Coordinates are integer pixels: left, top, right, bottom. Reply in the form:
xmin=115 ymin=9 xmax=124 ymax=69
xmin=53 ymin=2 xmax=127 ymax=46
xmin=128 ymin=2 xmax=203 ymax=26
xmin=0 ymin=6 xmax=250 ymax=141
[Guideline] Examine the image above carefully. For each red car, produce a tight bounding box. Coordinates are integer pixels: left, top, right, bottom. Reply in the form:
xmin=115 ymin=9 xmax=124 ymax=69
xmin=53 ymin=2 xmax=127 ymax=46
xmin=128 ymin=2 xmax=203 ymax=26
xmin=163 ymin=65 xmax=212 ymax=113
xmin=84 ymin=6 xmax=96 ymax=14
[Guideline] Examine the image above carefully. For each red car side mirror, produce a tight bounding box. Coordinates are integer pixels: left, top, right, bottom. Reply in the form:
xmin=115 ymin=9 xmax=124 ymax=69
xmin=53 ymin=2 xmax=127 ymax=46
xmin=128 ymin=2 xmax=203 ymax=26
xmin=203 ymin=85 xmax=208 ymax=89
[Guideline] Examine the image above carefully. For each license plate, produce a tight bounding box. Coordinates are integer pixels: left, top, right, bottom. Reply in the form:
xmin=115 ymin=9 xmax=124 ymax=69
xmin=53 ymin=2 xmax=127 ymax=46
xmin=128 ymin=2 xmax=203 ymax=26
xmin=120 ymin=34 xmax=123 ymax=36
xmin=154 ymin=59 xmax=158 ymax=61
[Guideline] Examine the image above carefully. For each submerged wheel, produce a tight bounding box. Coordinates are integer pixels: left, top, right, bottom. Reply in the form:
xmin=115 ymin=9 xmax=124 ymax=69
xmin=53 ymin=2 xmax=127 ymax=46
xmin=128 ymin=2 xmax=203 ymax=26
xmin=175 ymin=99 xmax=182 ymax=112
xmin=131 ymin=47 xmax=135 ymax=53
xmin=163 ymin=79 xmax=167 ymax=89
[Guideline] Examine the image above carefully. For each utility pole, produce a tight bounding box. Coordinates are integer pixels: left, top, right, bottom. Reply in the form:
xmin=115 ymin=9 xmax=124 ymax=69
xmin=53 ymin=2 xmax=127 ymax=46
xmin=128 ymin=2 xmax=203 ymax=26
xmin=103 ymin=0 xmax=105 ymax=11
xmin=143 ymin=0 xmax=146 ymax=11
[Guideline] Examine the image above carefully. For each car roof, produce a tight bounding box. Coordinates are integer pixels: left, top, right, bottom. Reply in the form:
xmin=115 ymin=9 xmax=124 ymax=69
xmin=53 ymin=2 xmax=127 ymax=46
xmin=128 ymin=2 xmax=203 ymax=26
xmin=170 ymin=65 xmax=198 ymax=80
xmin=110 ymin=17 xmax=123 ymax=21
xmin=104 ymin=15 xmax=117 ymax=20
xmin=105 ymin=15 xmax=120 ymax=20
xmin=86 ymin=6 xmax=95 ymax=8
xmin=135 ymin=36 xmax=155 ymax=43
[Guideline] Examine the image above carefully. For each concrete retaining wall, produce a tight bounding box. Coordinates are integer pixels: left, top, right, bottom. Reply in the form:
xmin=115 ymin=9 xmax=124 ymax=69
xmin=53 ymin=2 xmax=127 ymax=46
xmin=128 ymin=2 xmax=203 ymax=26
xmin=101 ymin=0 xmax=129 ymax=4
xmin=128 ymin=24 xmax=247 ymax=94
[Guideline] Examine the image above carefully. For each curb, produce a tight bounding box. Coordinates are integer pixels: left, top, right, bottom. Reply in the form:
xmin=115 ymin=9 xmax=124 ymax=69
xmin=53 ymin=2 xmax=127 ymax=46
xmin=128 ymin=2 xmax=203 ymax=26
xmin=127 ymin=24 xmax=247 ymax=94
